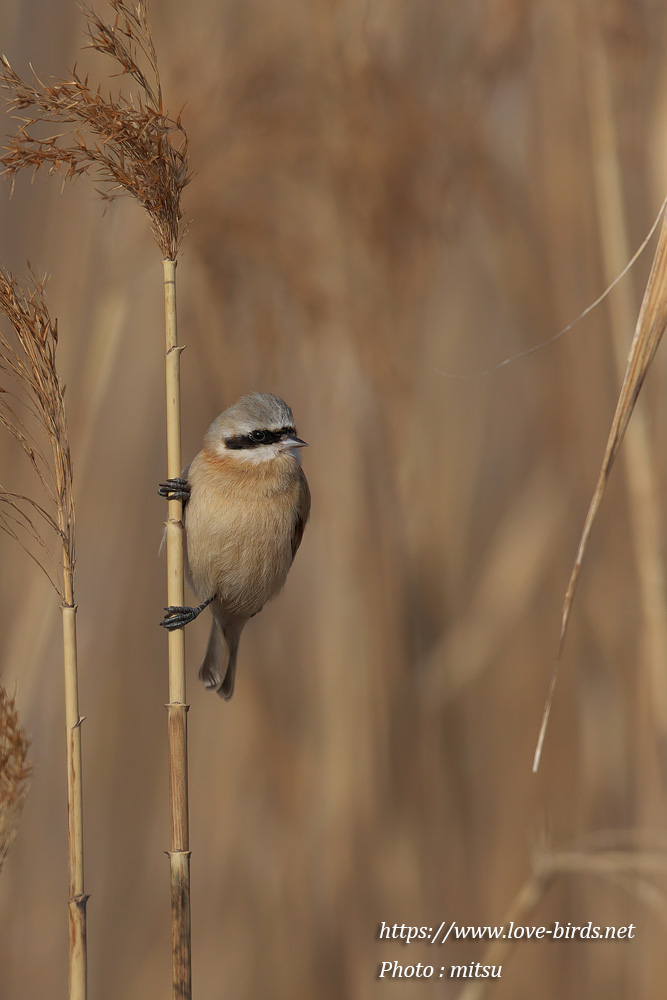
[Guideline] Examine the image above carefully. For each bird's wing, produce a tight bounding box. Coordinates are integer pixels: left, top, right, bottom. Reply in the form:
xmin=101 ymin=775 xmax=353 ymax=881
xmin=291 ymin=466 xmax=311 ymax=559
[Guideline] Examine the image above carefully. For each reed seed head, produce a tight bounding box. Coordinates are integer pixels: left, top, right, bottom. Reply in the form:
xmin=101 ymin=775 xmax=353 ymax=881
xmin=0 ymin=686 xmax=31 ymax=875
xmin=0 ymin=0 xmax=189 ymax=259
xmin=0 ymin=266 xmax=74 ymax=598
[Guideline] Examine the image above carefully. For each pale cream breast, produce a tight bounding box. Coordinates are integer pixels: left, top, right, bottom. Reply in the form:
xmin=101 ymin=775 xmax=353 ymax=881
xmin=184 ymin=447 xmax=303 ymax=617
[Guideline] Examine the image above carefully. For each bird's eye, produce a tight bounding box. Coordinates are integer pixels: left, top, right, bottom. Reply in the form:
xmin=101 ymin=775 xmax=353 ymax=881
xmin=251 ymin=430 xmax=266 ymax=442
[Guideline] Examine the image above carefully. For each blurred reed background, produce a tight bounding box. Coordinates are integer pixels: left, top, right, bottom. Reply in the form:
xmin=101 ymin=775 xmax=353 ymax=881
xmin=2 ymin=0 xmax=667 ymax=997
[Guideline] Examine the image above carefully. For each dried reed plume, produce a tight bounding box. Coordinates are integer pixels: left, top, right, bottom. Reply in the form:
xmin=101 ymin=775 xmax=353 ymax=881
xmin=0 ymin=266 xmax=86 ymax=1000
xmin=0 ymin=268 xmax=73 ymax=594
xmin=0 ymin=0 xmax=190 ymax=260
xmin=0 ymin=685 xmax=31 ymax=875
xmin=1 ymin=5 xmax=192 ymax=995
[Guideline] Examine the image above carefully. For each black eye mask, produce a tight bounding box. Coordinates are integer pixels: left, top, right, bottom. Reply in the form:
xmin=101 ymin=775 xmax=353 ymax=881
xmin=224 ymin=425 xmax=297 ymax=450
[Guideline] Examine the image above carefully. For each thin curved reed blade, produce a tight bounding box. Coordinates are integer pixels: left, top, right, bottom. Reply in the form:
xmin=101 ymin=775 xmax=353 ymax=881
xmin=534 ymin=211 xmax=667 ymax=772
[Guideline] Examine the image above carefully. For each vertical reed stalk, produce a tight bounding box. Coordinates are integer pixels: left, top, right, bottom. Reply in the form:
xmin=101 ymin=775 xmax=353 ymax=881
xmin=162 ymin=258 xmax=191 ymax=999
xmin=61 ymin=578 xmax=87 ymax=1000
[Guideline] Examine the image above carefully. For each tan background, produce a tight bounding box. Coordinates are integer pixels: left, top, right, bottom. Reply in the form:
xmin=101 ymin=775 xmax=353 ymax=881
xmin=2 ymin=0 xmax=667 ymax=997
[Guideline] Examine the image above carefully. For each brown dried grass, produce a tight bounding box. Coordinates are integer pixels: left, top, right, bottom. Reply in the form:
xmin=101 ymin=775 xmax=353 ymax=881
xmin=1 ymin=5 xmax=193 ymax=991
xmin=2 ymin=5 xmax=192 ymax=994
xmin=0 ymin=265 xmax=86 ymax=998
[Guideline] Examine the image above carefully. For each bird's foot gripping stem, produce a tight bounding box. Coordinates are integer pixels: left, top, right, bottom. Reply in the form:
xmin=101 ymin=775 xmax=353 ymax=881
xmin=160 ymin=597 xmax=213 ymax=630
xmin=158 ymin=477 xmax=191 ymax=502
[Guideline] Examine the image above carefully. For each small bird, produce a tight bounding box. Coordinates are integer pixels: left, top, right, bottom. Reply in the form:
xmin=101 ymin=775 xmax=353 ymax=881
xmin=159 ymin=392 xmax=310 ymax=699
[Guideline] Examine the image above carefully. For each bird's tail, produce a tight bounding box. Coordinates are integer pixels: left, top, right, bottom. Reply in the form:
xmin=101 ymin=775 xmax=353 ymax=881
xmin=198 ymin=617 xmax=241 ymax=700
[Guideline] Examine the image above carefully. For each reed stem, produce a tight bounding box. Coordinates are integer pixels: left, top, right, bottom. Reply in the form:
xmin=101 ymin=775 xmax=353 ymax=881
xmin=162 ymin=257 xmax=191 ymax=999
xmin=61 ymin=560 xmax=87 ymax=1000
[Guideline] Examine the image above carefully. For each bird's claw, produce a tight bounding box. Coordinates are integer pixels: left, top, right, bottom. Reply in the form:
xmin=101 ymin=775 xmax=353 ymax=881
xmin=158 ymin=477 xmax=190 ymax=502
xmin=160 ymin=605 xmax=198 ymax=629
xmin=160 ymin=595 xmax=214 ymax=629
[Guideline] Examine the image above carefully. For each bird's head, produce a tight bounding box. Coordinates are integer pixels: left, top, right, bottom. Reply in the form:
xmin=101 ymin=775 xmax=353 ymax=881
xmin=204 ymin=393 xmax=308 ymax=465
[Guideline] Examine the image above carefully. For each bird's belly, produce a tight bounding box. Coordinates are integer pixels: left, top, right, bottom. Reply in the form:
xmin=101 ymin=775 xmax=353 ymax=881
xmin=185 ymin=499 xmax=294 ymax=617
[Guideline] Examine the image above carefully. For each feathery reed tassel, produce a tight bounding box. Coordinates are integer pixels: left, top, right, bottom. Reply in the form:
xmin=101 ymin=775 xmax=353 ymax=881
xmin=0 ymin=267 xmax=85 ymax=998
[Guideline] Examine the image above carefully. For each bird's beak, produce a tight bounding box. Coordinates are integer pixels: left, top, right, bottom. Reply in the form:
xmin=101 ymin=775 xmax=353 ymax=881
xmin=281 ymin=435 xmax=309 ymax=451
